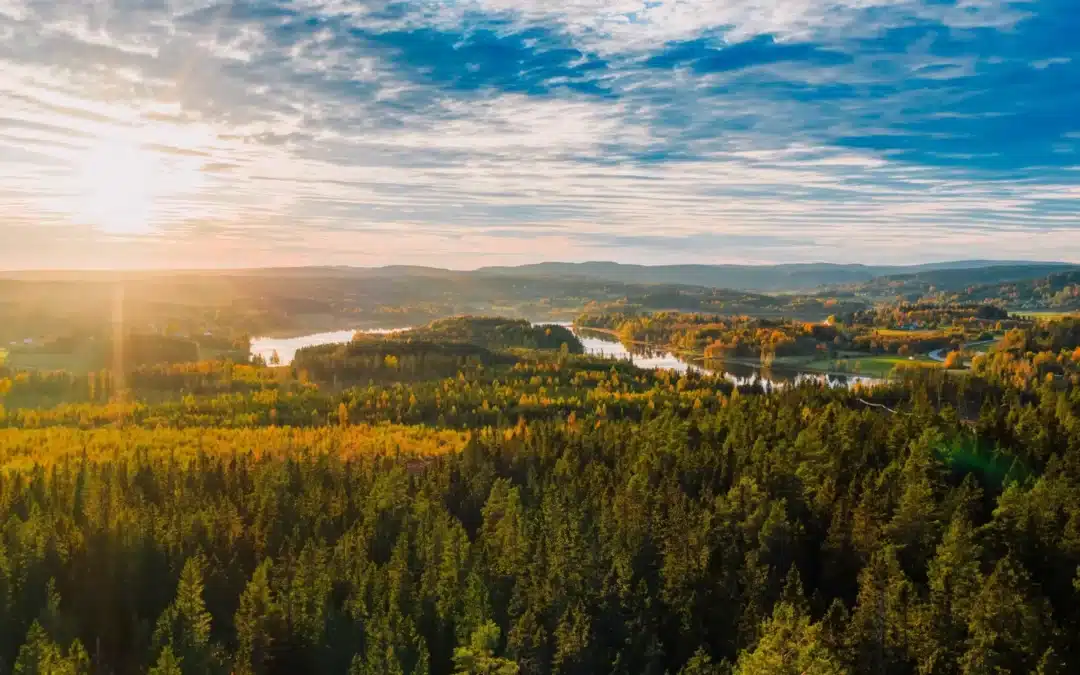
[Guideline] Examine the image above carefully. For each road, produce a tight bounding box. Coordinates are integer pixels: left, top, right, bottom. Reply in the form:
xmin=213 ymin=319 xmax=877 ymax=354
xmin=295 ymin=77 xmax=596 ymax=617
xmin=928 ymin=339 xmax=998 ymax=363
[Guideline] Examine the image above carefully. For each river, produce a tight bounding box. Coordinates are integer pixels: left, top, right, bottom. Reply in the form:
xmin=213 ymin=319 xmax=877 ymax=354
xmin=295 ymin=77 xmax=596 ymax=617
xmin=249 ymin=327 xmax=406 ymax=366
xmin=569 ymin=327 xmax=880 ymax=389
xmin=250 ymin=324 xmax=881 ymax=389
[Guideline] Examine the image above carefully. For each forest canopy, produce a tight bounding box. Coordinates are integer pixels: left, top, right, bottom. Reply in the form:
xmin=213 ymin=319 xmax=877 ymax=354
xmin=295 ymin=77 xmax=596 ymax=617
xmin=0 ymin=307 xmax=1078 ymax=674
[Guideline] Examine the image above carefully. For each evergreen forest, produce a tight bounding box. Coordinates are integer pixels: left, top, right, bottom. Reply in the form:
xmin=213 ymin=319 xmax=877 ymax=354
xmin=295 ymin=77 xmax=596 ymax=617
xmin=0 ymin=315 xmax=1079 ymax=674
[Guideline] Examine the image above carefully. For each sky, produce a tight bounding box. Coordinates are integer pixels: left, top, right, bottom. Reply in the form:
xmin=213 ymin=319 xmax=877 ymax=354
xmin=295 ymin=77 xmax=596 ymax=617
xmin=1 ymin=0 xmax=1078 ymax=269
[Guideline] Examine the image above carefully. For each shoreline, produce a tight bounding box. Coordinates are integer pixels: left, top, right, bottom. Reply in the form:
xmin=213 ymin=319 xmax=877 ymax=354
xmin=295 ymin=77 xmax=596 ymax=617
xmin=575 ymin=325 xmax=887 ymax=381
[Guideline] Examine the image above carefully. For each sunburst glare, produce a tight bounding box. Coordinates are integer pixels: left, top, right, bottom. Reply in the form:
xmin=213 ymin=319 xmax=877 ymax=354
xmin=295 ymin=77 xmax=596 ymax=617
xmin=66 ymin=132 xmax=208 ymax=236
xmin=71 ymin=136 xmax=159 ymax=235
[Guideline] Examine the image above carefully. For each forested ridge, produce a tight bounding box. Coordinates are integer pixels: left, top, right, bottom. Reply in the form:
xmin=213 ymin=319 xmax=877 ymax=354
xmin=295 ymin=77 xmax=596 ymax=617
xmin=4 ymin=265 xmax=1073 ymax=376
xmin=0 ymin=319 xmax=1078 ymax=673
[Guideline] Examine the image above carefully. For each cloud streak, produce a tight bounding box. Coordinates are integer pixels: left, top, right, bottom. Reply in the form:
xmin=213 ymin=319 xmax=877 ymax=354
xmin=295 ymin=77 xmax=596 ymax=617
xmin=0 ymin=0 xmax=1077 ymax=269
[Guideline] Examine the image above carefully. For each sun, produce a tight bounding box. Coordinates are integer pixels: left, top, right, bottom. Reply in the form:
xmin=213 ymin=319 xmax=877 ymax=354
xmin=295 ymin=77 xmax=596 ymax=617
xmin=72 ymin=136 xmax=161 ymax=235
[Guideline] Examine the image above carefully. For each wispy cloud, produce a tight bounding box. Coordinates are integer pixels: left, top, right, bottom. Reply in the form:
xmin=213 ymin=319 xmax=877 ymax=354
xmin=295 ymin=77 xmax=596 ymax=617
xmin=0 ymin=0 xmax=1076 ymax=268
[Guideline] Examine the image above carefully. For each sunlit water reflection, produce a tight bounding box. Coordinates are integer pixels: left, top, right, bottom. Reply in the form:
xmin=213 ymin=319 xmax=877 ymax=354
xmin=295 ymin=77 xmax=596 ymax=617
xmin=249 ymin=328 xmax=405 ymax=365
xmin=250 ymin=323 xmax=881 ymax=389
xmin=567 ymin=325 xmax=880 ymax=390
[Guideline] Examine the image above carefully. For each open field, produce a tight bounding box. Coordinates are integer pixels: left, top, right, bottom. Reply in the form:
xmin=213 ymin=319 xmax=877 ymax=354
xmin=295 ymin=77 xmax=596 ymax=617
xmin=873 ymin=328 xmax=951 ymax=339
xmin=1015 ymin=311 xmax=1080 ymax=320
xmin=799 ymin=354 xmax=939 ymax=377
xmin=196 ymin=345 xmax=251 ymax=362
xmin=3 ymin=345 xmax=104 ymax=373
xmin=768 ymin=351 xmax=938 ymax=377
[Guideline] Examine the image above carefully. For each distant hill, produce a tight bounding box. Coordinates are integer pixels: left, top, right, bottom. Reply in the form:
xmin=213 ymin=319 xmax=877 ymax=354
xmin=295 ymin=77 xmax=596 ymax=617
xmin=0 ymin=268 xmax=856 ymax=346
xmin=3 ymin=261 xmax=1075 ymax=293
xmin=834 ymin=263 xmax=1080 ymax=300
xmin=473 ymin=261 xmax=1077 ymax=292
xmin=924 ymin=269 xmax=1080 ymax=310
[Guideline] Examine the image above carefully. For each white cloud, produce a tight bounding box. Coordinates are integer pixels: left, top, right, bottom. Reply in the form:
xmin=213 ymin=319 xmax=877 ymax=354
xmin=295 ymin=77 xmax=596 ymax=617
xmin=0 ymin=0 xmax=1075 ymax=269
xmin=303 ymin=0 xmax=1033 ymax=54
xmin=1032 ymin=57 xmax=1071 ymax=70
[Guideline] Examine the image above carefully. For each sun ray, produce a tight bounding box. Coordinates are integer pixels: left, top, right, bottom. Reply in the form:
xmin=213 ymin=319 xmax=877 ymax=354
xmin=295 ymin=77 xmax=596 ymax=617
xmin=71 ymin=135 xmax=159 ymax=235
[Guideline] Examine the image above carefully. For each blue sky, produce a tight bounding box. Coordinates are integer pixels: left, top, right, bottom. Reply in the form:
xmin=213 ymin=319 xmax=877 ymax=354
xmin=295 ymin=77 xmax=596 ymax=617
xmin=0 ymin=0 xmax=1077 ymax=268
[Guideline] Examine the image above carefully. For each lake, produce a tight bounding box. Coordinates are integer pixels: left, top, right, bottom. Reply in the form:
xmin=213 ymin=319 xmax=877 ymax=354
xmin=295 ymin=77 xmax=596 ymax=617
xmin=250 ymin=324 xmax=881 ymax=388
xmin=249 ymin=327 xmax=406 ymax=365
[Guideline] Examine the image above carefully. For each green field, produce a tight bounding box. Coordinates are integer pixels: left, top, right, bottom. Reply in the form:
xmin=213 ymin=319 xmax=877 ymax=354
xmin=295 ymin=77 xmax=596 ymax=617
xmin=796 ymin=353 xmax=939 ymax=377
xmin=873 ymin=328 xmax=948 ymax=339
xmin=3 ymin=345 xmax=104 ymax=373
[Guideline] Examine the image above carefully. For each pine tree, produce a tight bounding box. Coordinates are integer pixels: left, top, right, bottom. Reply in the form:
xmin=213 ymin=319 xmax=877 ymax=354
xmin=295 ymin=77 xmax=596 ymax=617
xmin=458 ymin=570 xmax=494 ymax=647
xmin=350 ymin=614 xmax=406 ymax=675
xmin=234 ymin=561 xmax=283 ymax=675
xmin=14 ymin=621 xmax=91 ymax=675
xmin=918 ymin=514 xmax=983 ymax=673
xmin=732 ymin=602 xmax=847 ymax=675
xmin=152 ymin=555 xmax=219 ymax=674
xmin=887 ymin=434 xmax=944 ymax=570
xmin=678 ymin=648 xmax=726 ymax=675
xmin=779 ymin=566 xmax=809 ymax=617
xmin=148 ymin=646 xmax=183 ymax=675
xmin=482 ymin=480 xmax=529 ymax=579
xmin=848 ymin=547 xmax=916 ymax=674
xmin=958 ymin=556 xmax=1052 ymax=674
xmin=452 ymin=622 xmax=519 ymax=675
xmin=553 ymin=603 xmax=590 ymax=673
xmin=506 ymin=608 xmax=549 ymax=675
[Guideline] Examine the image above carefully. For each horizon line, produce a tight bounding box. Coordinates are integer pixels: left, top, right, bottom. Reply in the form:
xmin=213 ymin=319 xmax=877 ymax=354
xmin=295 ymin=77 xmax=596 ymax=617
xmin=0 ymin=258 xmax=1078 ymax=275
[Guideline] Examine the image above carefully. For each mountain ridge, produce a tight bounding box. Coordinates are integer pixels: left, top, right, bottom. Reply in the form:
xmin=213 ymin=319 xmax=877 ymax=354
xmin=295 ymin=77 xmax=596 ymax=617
xmin=472 ymin=260 xmax=1078 ymax=292
xmin=1 ymin=260 xmax=1075 ymax=293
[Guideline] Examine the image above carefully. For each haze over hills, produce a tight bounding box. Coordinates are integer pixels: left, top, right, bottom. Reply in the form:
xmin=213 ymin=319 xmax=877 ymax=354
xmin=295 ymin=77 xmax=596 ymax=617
xmin=2 ymin=260 xmax=1076 ymax=293
xmin=922 ymin=269 xmax=1080 ymax=310
xmin=473 ymin=260 xmax=1079 ymax=292
xmin=833 ymin=263 xmax=1080 ymax=297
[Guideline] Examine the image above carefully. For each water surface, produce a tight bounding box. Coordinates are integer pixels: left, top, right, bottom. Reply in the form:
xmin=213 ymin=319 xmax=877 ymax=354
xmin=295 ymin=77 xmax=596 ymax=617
xmin=251 ymin=323 xmax=881 ymax=388
xmin=570 ymin=325 xmax=880 ymax=389
xmin=250 ymin=328 xmax=404 ymax=365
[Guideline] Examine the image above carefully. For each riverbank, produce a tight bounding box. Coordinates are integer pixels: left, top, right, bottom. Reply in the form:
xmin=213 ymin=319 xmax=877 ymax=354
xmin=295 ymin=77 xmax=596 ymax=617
xmin=250 ymin=327 xmax=410 ymax=365
xmin=575 ymin=326 xmax=889 ymax=381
